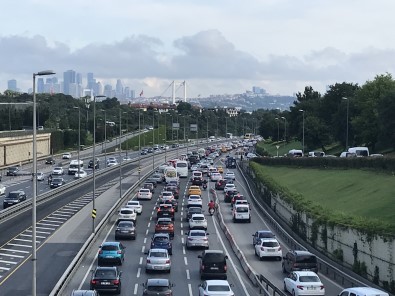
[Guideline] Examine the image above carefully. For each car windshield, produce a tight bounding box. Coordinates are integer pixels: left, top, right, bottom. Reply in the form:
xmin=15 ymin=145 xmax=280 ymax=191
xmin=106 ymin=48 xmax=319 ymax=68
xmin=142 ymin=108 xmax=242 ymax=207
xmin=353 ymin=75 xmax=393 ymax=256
xmin=118 ymin=221 xmax=133 ymax=228
xmin=299 ymin=275 xmax=320 ymax=282
xmin=236 ymin=207 xmax=249 ymax=213
xmin=193 ymin=216 xmax=205 ymax=221
xmin=208 ymin=285 xmax=230 ymax=292
xmin=147 ymin=286 xmax=169 ymax=292
xmin=94 ymin=269 xmax=116 ymax=279
xmin=190 ymin=232 xmax=205 ymax=237
xmin=258 ymin=232 xmax=275 ymax=238
xmin=203 ymin=253 xmax=226 ymax=263
xmin=150 ymin=251 xmax=167 ymax=257
xmin=101 ymin=245 xmax=118 ymax=251
xmin=7 ymin=192 xmax=20 ymax=198
xmin=120 ymin=210 xmax=134 ymax=214
xmin=296 ymin=255 xmax=317 ymax=264
xmin=154 ymin=237 xmax=168 ymax=242
xmin=158 ymin=220 xmax=171 ymax=225
xmin=53 ymin=178 xmax=62 ymax=182
xmin=262 ymin=241 xmax=279 ymax=247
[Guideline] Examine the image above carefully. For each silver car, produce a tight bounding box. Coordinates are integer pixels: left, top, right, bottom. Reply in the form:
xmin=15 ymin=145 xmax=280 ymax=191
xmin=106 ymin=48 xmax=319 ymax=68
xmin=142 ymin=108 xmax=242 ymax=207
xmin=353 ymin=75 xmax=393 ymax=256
xmin=186 ymin=230 xmax=209 ymax=249
xmin=145 ymin=248 xmax=171 ymax=273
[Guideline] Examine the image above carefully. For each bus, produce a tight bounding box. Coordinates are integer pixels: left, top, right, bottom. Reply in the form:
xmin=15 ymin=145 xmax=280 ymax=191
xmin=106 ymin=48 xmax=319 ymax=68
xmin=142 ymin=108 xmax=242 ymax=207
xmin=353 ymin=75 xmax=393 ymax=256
xmin=244 ymin=133 xmax=254 ymax=140
xmin=176 ymin=160 xmax=188 ymax=178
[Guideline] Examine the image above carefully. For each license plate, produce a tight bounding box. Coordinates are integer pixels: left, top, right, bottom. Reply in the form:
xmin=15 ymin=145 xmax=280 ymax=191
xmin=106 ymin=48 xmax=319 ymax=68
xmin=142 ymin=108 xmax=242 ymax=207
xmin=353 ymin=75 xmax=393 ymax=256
xmin=268 ymin=249 xmax=275 ymax=252
xmin=121 ymin=230 xmax=129 ymax=233
xmin=307 ymin=286 xmax=315 ymax=290
xmin=210 ymin=267 xmax=219 ymax=270
xmin=162 ymin=227 xmax=168 ymax=229
xmin=101 ymin=282 xmax=110 ymax=285
xmin=105 ymin=256 xmax=113 ymax=258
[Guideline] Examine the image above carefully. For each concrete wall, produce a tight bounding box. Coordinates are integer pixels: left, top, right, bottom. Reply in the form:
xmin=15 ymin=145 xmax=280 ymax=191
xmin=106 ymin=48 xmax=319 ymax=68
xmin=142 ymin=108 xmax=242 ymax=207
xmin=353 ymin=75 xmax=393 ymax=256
xmin=0 ymin=133 xmax=51 ymax=166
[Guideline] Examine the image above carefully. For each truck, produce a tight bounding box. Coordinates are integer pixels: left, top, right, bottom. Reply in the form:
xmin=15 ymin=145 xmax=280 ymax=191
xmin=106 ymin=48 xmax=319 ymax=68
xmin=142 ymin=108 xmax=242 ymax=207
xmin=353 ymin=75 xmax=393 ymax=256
xmin=225 ymin=157 xmax=236 ymax=168
xmin=68 ymin=160 xmax=84 ymax=175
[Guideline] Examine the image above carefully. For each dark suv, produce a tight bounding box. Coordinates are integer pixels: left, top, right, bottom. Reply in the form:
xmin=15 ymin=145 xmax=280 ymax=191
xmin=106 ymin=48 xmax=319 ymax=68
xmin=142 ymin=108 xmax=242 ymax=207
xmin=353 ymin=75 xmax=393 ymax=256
xmin=88 ymin=159 xmax=100 ymax=169
xmin=6 ymin=166 xmax=19 ymax=176
xmin=282 ymin=250 xmax=318 ymax=273
xmin=198 ymin=250 xmax=228 ymax=280
xmin=3 ymin=190 xmax=27 ymax=209
xmin=142 ymin=278 xmax=174 ymax=295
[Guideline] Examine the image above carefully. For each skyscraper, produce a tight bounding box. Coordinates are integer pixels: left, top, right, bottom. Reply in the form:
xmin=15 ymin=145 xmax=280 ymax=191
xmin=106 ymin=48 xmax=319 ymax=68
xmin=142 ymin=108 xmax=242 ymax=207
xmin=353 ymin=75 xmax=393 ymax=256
xmin=116 ymin=79 xmax=123 ymax=98
xmin=76 ymin=73 xmax=82 ymax=85
xmin=37 ymin=78 xmax=44 ymax=93
xmin=7 ymin=79 xmax=17 ymax=91
xmin=63 ymin=70 xmax=76 ymax=95
xmin=87 ymin=72 xmax=94 ymax=89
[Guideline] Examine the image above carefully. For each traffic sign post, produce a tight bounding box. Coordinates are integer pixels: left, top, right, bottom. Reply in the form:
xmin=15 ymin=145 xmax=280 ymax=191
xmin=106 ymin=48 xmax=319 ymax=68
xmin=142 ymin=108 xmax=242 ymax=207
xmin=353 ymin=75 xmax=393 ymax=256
xmin=92 ymin=209 xmax=97 ymax=219
xmin=276 ymin=145 xmax=280 ymax=157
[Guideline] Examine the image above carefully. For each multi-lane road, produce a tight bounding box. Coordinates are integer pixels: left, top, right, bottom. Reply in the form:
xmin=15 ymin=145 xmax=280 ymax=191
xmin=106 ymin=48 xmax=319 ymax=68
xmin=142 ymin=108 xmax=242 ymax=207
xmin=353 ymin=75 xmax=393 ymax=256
xmin=0 ymin=141 xmax=354 ymax=296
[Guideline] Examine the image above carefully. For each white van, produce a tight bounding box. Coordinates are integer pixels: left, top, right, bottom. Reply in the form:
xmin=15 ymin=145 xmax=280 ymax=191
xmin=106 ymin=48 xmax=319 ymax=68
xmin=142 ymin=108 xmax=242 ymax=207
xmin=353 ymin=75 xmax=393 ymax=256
xmin=164 ymin=167 xmax=179 ymax=184
xmin=308 ymin=151 xmax=325 ymax=157
xmin=68 ymin=160 xmax=84 ymax=175
xmin=232 ymin=204 xmax=251 ymax=223
xmin=340 ymin=151 xmax=357 ymax=158
xmin=338 ymin=287 xmax=389 ymax=296
xmin=176 ymin=160 xmax=188 ymax=178
xmin=288 ymin=149 xmax=303 ymax=157
xmin=348 ymin=147 xmax=370 ymax=157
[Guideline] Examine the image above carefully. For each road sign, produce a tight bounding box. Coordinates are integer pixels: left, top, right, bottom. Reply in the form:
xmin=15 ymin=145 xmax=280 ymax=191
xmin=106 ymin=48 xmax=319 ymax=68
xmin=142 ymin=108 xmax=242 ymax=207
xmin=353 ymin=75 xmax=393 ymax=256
xmin=92 ymin=209 xmax=97 ymax=219
xmin=276 ymin=145 xmax=280 ymax=150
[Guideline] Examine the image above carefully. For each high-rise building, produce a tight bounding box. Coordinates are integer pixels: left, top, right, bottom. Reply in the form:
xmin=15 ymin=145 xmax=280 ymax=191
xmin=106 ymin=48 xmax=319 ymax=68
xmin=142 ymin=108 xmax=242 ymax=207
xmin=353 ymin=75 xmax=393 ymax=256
xmin=116 ymin=79 xmax=123 ymax=98
xmin=7 ymin=79 xmax=17 ymax=91
xmin=37 ymin=78 xmax=44 ymax=93
xmin=95 ymin=81 xmax=103 ymax=96
xmin=124 ymin=87 xmax=130 ymax=98
xmin=76 ymin=73 xmax=82 ymax=85
xmin=104 ymin=84 xmax=112 ymax=98
xmin=87 ymin=72 xmax=94 ymax=89
xmin=63 ymin=70 xmax=76 ymax=95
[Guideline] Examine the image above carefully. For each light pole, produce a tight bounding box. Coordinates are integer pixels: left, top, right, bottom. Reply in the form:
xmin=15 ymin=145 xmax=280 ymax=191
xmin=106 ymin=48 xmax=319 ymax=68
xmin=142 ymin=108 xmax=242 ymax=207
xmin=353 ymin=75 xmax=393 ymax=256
xmin=225 ymin=116 xmax=228 ymax=138
xmin=152 ymin=112 xmax=155 ymax=170
xmin=74 ymin=106 xmax=81 ymax=175
xmin=138 ymin=109 xmax=141 ymax=180
xmin=342 ymin=97 xmax=349 ymax=150
xmin=101 ymin=109 xmax=107 ymax=165
xmin=32 ymin=70 xmax=55 ymax=296
xmin=164 ymin=113 xmax=168 ymax=162
xmin=281 ymin=116 xmax=287 ymax=145
xmin=275 ymin=117 xmax=280 ymax=142
xmin=299 ymin=109 xmax=305 ymax=156
xmin=206 ymin=115 xmax=209 ymax=144
xmin=123 ymin=111 xmax=129 ymax=157
xmin=119 ymin=109 xmax=122 ymax=199
xmin=92 ymin=94 xmax=105 ymax=234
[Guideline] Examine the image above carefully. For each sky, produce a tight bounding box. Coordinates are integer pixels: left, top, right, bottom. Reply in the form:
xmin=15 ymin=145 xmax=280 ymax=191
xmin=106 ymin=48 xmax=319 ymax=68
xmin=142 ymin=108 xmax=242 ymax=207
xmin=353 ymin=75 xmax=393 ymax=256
xmin=1 ymin=0 xmax=395 ymax=98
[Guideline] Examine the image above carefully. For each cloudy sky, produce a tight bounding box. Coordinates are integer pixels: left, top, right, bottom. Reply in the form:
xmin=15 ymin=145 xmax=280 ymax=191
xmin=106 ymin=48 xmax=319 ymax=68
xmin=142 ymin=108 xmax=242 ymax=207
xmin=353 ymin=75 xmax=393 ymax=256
xmin=1 ymin=0 xmax=395 ymax=97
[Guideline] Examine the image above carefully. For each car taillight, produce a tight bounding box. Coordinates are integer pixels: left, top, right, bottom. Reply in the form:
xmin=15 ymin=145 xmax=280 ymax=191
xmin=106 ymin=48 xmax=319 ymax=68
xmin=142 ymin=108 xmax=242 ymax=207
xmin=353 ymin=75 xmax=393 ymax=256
xmin=203 ymin=238 xmax=208 ymax=241
xmin=166 ymin=259 xmax=170 ymax=263
xmin=113 ymin=279 xmax=120 ymax=284
xmin=91 ymin=280 xmax=97 ymax=284
xmin=117 ymin=250 xmax=122 ymax=254
xmin=147 ymin=259 xmax=151 ymax=263
xmin=224 ymin=265 xmax=227 ymax=271
xmin=98 ymin=250 xmax=102 ymax=254
xmin=296 ymin=285 xmax=304 ymax=290
xmin=320 ymin=285 xmax=325 ymax=290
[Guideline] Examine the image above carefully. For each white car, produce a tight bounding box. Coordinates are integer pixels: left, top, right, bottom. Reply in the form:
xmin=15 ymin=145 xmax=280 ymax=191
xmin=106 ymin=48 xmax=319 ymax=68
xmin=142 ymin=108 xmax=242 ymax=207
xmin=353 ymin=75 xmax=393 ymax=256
xmin=122 ymin=156 xmax=132 ymax=162
xmin=52 ymin=167 xmax=64 ymax=175
xmin=125 ymin=200 xmax=143 ymax=214
xmin=186 ymin=230 xmax=209 ymax=249
xmin=107 ymin=160 xmax=118 ymax=167
xmin=225 ymin=171 xmax=235 ymax=180
xmin=145 ymin=248 xmax=171 ymax=273
xmin=0 ymin=184 xmax=6 ymax=195
xmin=187 ymin=195 xmax=202 ymax=207
xmin=254 ymin=238 xmax=282 ymax=260
xmin=189 ymin=214 xmax=207 ymax=230
xmin=224 ymin=183 xmax=236 ymax=192
xmin=160 ymin=191 xmax=174 ymax=202
xmin=62 ymin=152 xmax=71 ymax=159
xmin=137 ymin=188 xmax=153 ymax=200
xmin=118 ymin=207 xmax=137 ymax=224
xmin=210 ymin=172 xmax=222 ymax=182
xmin=74 ymin=170 xmax=87 ymax=179
xmin=246 ymin=152 xmax=257 ymax=159
xmin=283 ymin=271 xmax=325 ymax=296
xmin=32 ymin=172 xmax=45 ymax=181
xmin=198 ymin=280 xmax=234 ymax=296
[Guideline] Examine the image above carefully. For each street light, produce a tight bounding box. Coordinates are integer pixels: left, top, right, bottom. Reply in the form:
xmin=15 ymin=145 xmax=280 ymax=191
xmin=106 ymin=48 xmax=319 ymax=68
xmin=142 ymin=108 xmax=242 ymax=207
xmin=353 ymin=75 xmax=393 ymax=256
xmin=91 ymin=94 xmax=106 ymax=234
xmin=152 ymin=112 xmax=156 ymax=170
xmin=119 ymin=109 xmax=122 ymax=200
xmin=123 ymin=111 xmax=129 ymax=158
xmin=275 ymin=117 xmax=280 ymax=142
xmin=342 ymin=97 xmax=349 ymax=150
xmin=32 ymin=70 xmax=55 ymax=296
xmin=138 ymin=109 xmax=141 ymax=180
xmin=101 ymin=109 xmax=107 ymax=165
xmin=74 ymin=106 xmax=81 ymax=175
xmin=281 ymin=116 xmax=287 ymax=145
xmin=299 ymin=109 xmax=305 ymax=156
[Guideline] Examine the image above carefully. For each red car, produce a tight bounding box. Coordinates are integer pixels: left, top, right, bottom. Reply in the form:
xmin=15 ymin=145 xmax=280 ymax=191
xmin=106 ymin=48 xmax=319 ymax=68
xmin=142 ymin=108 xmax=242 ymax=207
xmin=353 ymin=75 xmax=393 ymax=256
xmin=155 ymin=218 xmax=174 ymax=238
xmin=157 ymin=204 xmax=175 ymax=221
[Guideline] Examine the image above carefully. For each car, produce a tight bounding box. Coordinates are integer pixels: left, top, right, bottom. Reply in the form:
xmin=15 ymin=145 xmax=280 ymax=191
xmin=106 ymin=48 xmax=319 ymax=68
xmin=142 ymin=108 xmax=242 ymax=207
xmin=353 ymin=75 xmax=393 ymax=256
xmin=246 ymin=152 xmax=257 ymax=159
xmin=186 ymin=230 xmax=209 ymax=249
xmin=231 ymin=194 xmax=246 ymax=208
xmin=150 ymin=173 xmax=163 ymax=184
xmin=198 ymin=280 xmax=234 ymax=296
xmin=186 ymin=206 xmax=204 ymax=222
xmin=98 ymin=242 xmax=126 ymax=265
xmin=62 ymin=152 xmax=72 ymax=159
xmin=140 ymin=149 xmax=147 ymax=155
xmin=0 ymin=184 xmax=6 ymax=195
xmin=3 ymin=190 xmax=26 ymax=209
xmin=143 ymin=182 xmax=155 ymax=193
xmin=224 ymin=183 xmax=236 ymax=193
xmin=215 ymin=179 xmax=227 ymax=190
xmin=50 ymin=177 xmax=65 ymax=188
xmin=252 ymin=230 xmax=276 ymax=245
xmin=122 ymin=156 xmax=132 ymax=162
xmin=88 ymin=159 xmax=100 ymax=169
xmin=164 ymin=185 xmax=179 ymax=199
xmin=6 ymin=166 xmax=19 ymax=176
xmin=217 ymin=166 xmax=224 ymax=174
xmin=198 ymin=250 xmax=228 ymax=280
xmin=145 ymin=248 xmax=171 ymax=273
xmin=32 ymin=172 xmax=45 ymax=181
xmin=162 ymin=199 xmax=178 ymax=212
xmin=145 ymin=178 xmax=158 ymax=187
xmin=159 ymin=191 xmax=174 ymax=203
xmin=166 ymin=180 xmax=180 ymax=189
xmin=107 ymin=159 xmax=118 ymax=167
xmin=232 ymin=204 xmax=251 ymax=223
xmin=156 ymin=204 xmax=175 ymax=221
xmin=117 ymin=208 xmax=137 ymax=224
xmin=155 ymin=218 xmax=174 ymax=238
xmin=210 ymin=172 xmax=222 ymax=182
xmin=188 ymin=185 xmax=202 ymax=196
xmin=115 ymin=221 xmax=136 ymax=240
xmin=137 ymin=188 xmax=153 ymax=200
xmin=254 ymin=238 xmax=282 ymax=260
xmin=190 ymin=164 xmax=199 ymax=171
xmin=150 ymin=233 xmax=172 ymax=255
xmin=224 ymin=189 xmax=239 ymax=203
xmin=45 ymin=157 xmax=55 ymax=165
xmin=90 ymin=266 xmax=122 ymax=294
xmin=225 ymin=171 xmax=236 ymax=180
xmin=189 ymin=213 xmax=208 ymax=230
xmin=283 ymin=271 xmax=325 ymax=296
xmin=147 ymin=147 xmax=153 ymax=153
xmin=125 ymin=200 xmax=143 ymax=214
xmin=282 ymin=250 xmax=318 ymax=273
xmin=338 ymin=287 xmax=389 ymax=296
xmin=142 ymin=278 xmax=174 ymax=296
xmin=187 ymin=195 xmax=203 ymax=208
xmin=74 ymin=170 xmax=87 ymax=178
xmin=52 ymin=167 xmax=64 ymax=175
xmin=207 ymin=167 xmax=218 ymax=176
xmin=70 ymin=290 xmax=99 ymax=296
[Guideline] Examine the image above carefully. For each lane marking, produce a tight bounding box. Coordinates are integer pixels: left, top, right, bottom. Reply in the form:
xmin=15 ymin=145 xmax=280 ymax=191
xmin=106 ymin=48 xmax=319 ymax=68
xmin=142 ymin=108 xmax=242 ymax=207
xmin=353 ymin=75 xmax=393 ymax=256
xmin=139 ymin=257 xmax=143 ymax=265
xmin=186 ymin=269 xmax=190 ymax=279
xmin=0 ymin=253 xmax=24 ymax=258
xmin=134 ymin=283 xmax=138 ymax=295
xmin=188 ymin=283 xmax=193 ymax=296
xmin=184 ymin=257 xmax=188 ymax=265
xmin=137 ymin=267 xmax=141 ymax=278
xmin=143 ymin=238 xmax=147 ymax=244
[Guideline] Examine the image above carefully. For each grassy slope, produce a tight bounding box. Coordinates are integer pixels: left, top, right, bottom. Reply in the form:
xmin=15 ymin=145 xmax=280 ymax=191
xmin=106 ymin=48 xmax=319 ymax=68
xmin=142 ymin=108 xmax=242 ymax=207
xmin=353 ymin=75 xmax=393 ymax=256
xmin=256 ymin=165 xmax=395 ymax=225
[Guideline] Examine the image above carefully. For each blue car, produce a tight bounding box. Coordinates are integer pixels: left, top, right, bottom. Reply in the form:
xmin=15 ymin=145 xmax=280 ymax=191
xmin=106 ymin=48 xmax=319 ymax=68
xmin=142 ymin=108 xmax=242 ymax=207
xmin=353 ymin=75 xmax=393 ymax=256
xmin=98 ymin=242 xmax=126 ymax=265
xmin=150 ymin=233 xmax=172 ymax=255
xmin=252 ymin=230 xmax=275 ymax=246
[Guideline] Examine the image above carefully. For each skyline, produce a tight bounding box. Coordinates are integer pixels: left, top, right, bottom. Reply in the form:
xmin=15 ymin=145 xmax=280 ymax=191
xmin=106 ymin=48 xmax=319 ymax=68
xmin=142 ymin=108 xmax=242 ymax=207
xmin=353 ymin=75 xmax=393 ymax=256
xmin=1 ymin=1 xmax=395 ymax=97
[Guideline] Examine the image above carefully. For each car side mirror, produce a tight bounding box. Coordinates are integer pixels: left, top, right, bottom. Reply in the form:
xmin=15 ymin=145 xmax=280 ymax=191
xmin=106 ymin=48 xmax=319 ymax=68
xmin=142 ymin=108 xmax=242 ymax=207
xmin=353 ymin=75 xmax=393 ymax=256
xmin=225 ymin=255 xmax=228 ymax=259
xmin=230 ymin=284 xmax=234 ymax=287
xmin=198 ymin=255 xmax=202 ymax=258
xmin=119 ymin=271 xmax=123 ymax=277
xmin=171 ymin=283 xmax=175 ymax=287
xmin=206 ymin=233 xmax=209 ymax=235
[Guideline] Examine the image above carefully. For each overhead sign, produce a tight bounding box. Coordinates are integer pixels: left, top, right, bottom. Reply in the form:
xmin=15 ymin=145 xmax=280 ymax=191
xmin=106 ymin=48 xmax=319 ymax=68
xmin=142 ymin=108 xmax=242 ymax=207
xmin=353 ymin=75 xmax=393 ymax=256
xmin=190 ymin=124 xmax=198 ymax=132
xmin=172 ymin=123 xmax=180 ymax=130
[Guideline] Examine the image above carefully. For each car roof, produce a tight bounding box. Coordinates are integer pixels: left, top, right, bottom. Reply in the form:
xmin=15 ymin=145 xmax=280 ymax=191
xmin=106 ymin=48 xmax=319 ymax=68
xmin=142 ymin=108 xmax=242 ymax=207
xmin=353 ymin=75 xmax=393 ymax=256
xmin=189 ymin=229 xmax=206 ymax=234
xmin=149 ymin=248 xmax=168 ymax=253
xmin=292 ymin=250 xmax=314 ymax=256
xmin=204 ymin=250 xmax=224 ymax=254
xmin=102 ymin=241 xmax=121 ymax=246
xmin=205 ymin=280 xmax=230 ymax=286
xmin=157 ymin=218 xmax=172 ymax=222
xmin=153 ymin=233 xmax=170 ymax=238
xmin=95 ymin=266 xmax=117 ymax=271
xmin=292 ymin=271 xmax=319 ymax=277
xmin=191 ymin=213 xmax=205 ymax=218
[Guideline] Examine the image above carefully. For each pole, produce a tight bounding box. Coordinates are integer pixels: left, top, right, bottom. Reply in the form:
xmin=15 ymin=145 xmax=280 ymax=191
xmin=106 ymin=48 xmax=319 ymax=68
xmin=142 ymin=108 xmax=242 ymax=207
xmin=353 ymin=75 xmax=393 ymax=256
xmin=92 ymin=93 xmax=96 ymax=233
xmin=176 ymin=115 xmax=179 ymax=158
xmin=299 ymin=110 xmax=305 ymax=155
xmin=119 ymin=109 xmax=122 ymax=199
xmin=138 ymin=109 xmax=141 ymax=180
xmin=104 ymin=110 xmax=107 ymax=165
xmin=152 ymin=112 xmax=155 ymax=170
xmin=346 ymin=98 xmax=349 ymax=150
xmin=32 ymin=73 xmax=37 ymax=296
xmin=78 ymin=107 xmax=81 ymax=174
xmin=164 ymin=113 xmax=167 ymax=162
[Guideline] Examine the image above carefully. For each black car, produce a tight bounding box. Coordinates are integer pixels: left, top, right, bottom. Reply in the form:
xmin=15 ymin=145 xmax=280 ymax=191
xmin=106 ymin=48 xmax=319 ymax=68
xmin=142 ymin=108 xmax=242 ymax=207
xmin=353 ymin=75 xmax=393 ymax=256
xmin=45 ymin=157 xmax=55 ymax=165
xmin=150 ymin=233 xmax=172 ymax=255
xmin=147 ymin=148 xmax=153 ymax=153
xmin=90 ymin=266 xmax=122 ymax=294
xmin=198 ymin=250 xmax=228 ymax=280
xmin=142 ymin=278 xmax=174 ymax=296
xmin=115 ymin=221 xmax=136 ymax=240
xmin=6 ymin=166 xmax=19 ymax=176
xmin=164 ymin=185 xmax=179 ymax=199
xmin=225 ymin=157 xmax=236 ymax=168
xmin=215 ymin=179 xmax=227 ymax=190
xmin=282 ymin=250 xmax=318 ymax=273
xmin=50 ymin=177 xmax=65 ymax=188
xmin=252 ymin=230 xmax=276 ymax=245
xmin=145 ymin=178 xmax=158 ymax=188
xmin=192 ymin=176 xmax=203 ymax=186
xmin=88 ymin=159 xmax=100 ymax=169
xmin=224 ymin=189 xmax=239 ymax=203
xmin=3 ymin=190 xmax=27 ymax=209
xmin=185 ymin=206 xmax=204 ymax=222
xmin=162 ymin=199 xmax=178 ymax=212
xmin=141 ymin=149 xmax=148 ymax=155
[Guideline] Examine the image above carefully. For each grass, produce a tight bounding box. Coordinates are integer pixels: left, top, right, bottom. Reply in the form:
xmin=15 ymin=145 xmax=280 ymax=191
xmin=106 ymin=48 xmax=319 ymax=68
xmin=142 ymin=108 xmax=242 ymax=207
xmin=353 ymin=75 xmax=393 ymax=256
xmin=254 ymin=165 xmax=395 ymax=226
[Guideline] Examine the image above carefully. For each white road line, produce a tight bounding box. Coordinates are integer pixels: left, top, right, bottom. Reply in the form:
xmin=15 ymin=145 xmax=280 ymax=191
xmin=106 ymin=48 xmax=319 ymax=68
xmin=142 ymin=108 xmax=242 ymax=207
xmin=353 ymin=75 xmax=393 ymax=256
xmin=0 ymin=253 xmax=24 ymax=258
xmin=181 ymin=229 xmax=184 ymax=235
xmin=0 ymin=248 xmax=29 ymax=254
xmin=6 ymin=243 xmax=32 ymax=248
xmin=181 ymin=237 xmax=185 ymax=244
xmin=139 ymin=257 xmax=143 ymax=265
xmin=143 ymin=238 xmax=147 ymax=244
xmin=134 ymin=283 xmax=138 ymax=295
xmin=20 ymin=233 xmax=45 ymax=239
xmin=137 ymin=267 xmax=141 ymax=278
xmin=188 ymin=283 xmax=193 ymax=296
xmin=51 ymin=213 xmax=70 ymax=218
xmin=141 ymin=246 xmax=145 ymax=253
xmin=36 ymin=226 xmax=55 ymax=231
xmin=37 ymin=222 xmax=60 ymax=227
xmin=145 ymin=229 xmax=149 ymax=235
xmin=186 ymin=269 xmax=190 ymax=279
xmin=184 ymin=257 xmax=188 ymax=265
xmin=147 ymin=222 xmax=150 ymax=228
xmin=183 ymin=246 xmax=186 ymax=255
xmin=14 ymin=238 xmax=38 ymax=243
xmin=43 ymin=216 xmax=66 ymax=221
xmin=0 ymin=259 xmax=17 ymax=265
xmin=0 ymin=267 xmax=10 ymax=271
xmin=180 ymin=222 xmax=183 ymax=228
